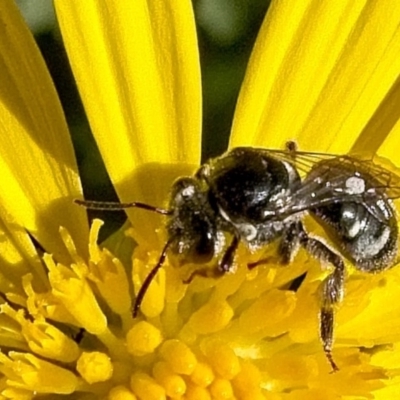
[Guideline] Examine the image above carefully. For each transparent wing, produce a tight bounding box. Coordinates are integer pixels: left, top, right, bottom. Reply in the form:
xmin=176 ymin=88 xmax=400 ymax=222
xmin=254 ymin=147 xmax=400 ymax=221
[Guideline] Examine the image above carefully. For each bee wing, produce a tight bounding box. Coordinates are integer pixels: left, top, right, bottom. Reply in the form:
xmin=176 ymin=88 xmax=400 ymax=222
xmin=304 ymin=155 xmax=400 ymax=199
xmin=359 ymin=154 xmax=400 ymax=199
xmin=270 ymin=162 xmax=365 ymax=217
xmin=262 ymin=149 xmax=400 ymax=222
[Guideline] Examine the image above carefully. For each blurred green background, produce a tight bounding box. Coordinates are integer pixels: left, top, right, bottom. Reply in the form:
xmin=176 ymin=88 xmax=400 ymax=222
xmin=17 ymin=0 xmax=271 ymax=236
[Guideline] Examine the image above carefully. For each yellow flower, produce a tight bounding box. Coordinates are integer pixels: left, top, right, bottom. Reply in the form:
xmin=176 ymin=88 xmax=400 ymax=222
xmin=0 ymin=0 xmax=399 ymax=399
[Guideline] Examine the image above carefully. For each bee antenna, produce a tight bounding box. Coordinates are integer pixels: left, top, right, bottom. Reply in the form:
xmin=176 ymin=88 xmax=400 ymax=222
xmin=132 ymin=238 xmax=173 ymax=318
xmin=219 ymin=235 xmax=240 ymax=273
xmin=74 ymin=199 xmax=172 ymax=216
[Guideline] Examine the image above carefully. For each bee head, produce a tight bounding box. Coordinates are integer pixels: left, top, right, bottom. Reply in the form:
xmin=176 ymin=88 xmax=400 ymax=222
xmin=166 ymin=176 xmax=221 ymax=264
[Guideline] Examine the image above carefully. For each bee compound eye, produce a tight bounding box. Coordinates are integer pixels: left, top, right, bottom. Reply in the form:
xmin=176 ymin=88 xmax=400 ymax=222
xmin=192 ymin=231 xmax=215 ymax=263
xmin=169 ymin=228 xmax=216 ymax=265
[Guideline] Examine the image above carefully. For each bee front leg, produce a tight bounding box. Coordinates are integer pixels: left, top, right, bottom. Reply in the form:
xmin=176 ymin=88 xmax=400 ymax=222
xmin=184 ymin=235 xmax=240 ymax=283
xmin=298 ymin=227 xmax=345 ymax=372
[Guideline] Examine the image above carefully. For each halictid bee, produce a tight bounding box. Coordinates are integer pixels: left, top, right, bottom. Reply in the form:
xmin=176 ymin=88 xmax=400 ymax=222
xmin=76 ymin=142 xmax=400 ymax=372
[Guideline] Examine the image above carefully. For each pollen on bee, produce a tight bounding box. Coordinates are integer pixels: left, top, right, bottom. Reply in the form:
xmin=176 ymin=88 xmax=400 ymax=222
xmin=345 ymin=176 xmax=365 ymax=194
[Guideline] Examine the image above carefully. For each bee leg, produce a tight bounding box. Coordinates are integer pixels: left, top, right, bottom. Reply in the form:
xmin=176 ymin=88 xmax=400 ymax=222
xmin=298 ymin=226 xmax=345 ymax=372
xmin=248 ymin=222 xmax=301 ymax=269
xmin=278 ymin=221 xmax=302 ymax=264
xmin=184 ymin=235 xmax=240 ymax=283
xmin=183 ymin=267 xmax=224 ymax=283
xmin=132 ymin=238 xmax=172 ymax=317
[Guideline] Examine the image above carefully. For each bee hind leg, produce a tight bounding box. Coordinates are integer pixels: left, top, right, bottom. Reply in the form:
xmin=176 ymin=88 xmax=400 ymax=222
xmin=298 ymin=225 xmax=345 ymax=372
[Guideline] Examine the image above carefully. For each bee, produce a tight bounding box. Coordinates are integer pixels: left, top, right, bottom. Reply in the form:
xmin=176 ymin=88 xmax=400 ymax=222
xmin=76 ymin=143 xmax=400 ymax=372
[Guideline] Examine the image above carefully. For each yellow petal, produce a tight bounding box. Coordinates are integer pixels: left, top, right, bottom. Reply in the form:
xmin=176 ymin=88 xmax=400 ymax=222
xmin=190 ymin=362 xmax=214 ymax=387
xmin=126 ymin=321 xmax=163 ymax=357
xmin=351 ymin=78 xmax=400 ymax=158
xmin=152 ymin=361 xmax=187 ymax=398
xmin=187 ymin=299 xmax=234 ymax=334
xmin=337 ymin=270 xmax=400 ymax=343
xmin=159 ymin=339 xmax=197 ymax=375
xmin=44 ymin=254 xmax=107 ymax=335
xmin=231 ymin=1 xmax=400 ymax=154
xmin=2 ymin=303 xmax=81 ymax=363
xmin=76 ymin=351 xmax=113 ymax=384
xmin=0 ymin=1 xmax=88 ymax=261
xmin=130 ymin=372 xmax=166 ymax=400
xmin=55 ymin=1 xmax=202 ymax=242
xmin=203 ymin=340 xmax=240 ymax=380
xmin=372 ymin=82 xmax=400 ymax=165
xmin=0 ymin=210 xmax=48 ymax=293
xmin=372 ymin=377 xmax=400 ymax=400
xmin=0 ymin=352 xmax=78 ymax=394
xmin=376 ymin=126 xmax=400 ymax=166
